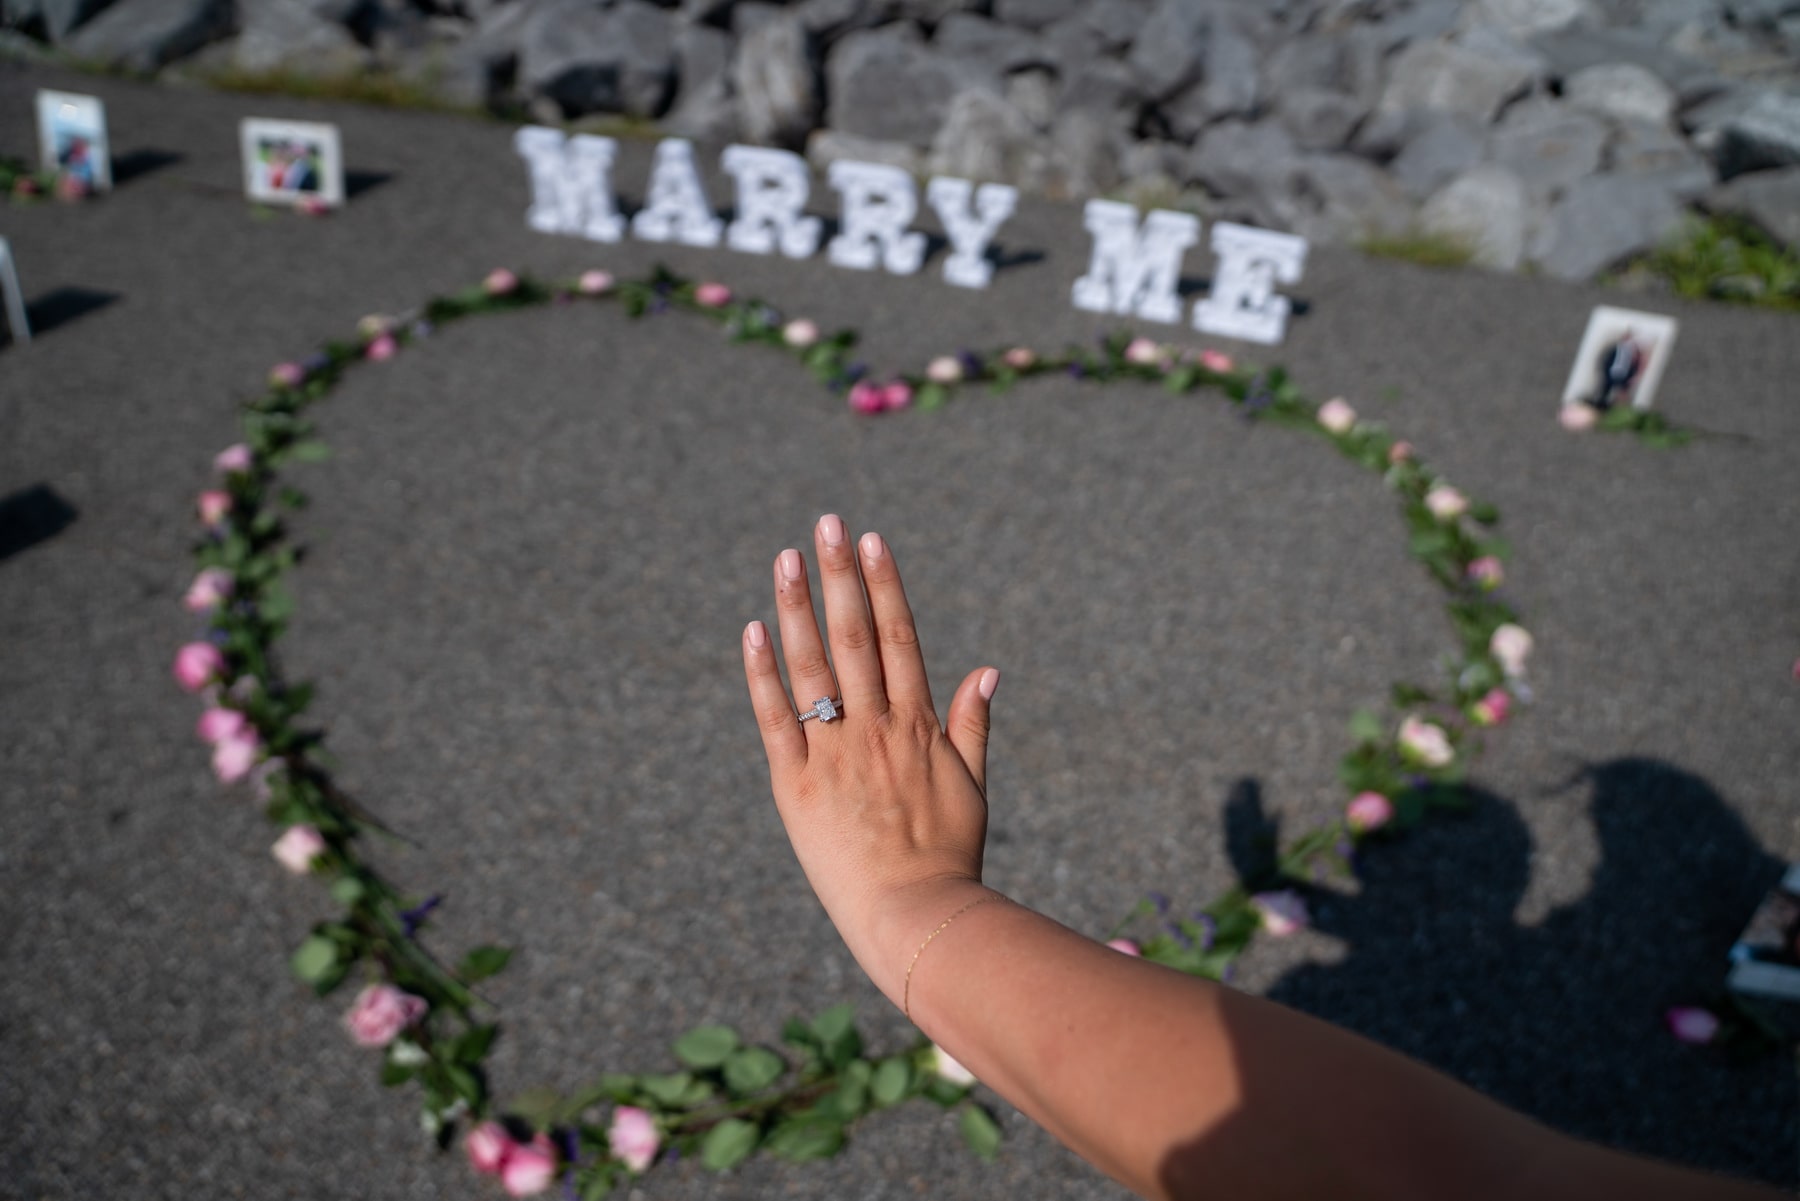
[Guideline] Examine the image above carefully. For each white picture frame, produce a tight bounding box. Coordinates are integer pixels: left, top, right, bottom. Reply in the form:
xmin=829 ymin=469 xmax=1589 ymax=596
xmin=36 ymin=90 xmax=111 ymax=193
xmin=0 ymin=237 xmax=30 ymax=347
xmin=1560 ymin=305 xmax=1679 ymax=415
xmin=240 ymin=118 xmax=344 ymax=208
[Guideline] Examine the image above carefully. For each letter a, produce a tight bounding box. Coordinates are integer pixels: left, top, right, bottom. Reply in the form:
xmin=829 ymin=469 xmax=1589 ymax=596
xmin=631 ymin=138 xmax=723 ymax=248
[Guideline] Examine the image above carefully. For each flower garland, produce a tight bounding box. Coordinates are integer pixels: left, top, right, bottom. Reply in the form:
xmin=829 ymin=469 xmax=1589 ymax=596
xmin=178 ymin=263 xmax=1546 ymax=1198
xmin=1 ymin=152 xmax=90 ymax=202
xmin=1557 ymin=398 xmax=1693 ymax=447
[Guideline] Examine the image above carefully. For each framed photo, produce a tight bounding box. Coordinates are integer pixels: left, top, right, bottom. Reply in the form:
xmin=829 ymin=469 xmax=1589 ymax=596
xmin=1560 ymin=305 xmax=1679 ymax=415
xmin=0 ymin=237 xmax=30 ymax=347
xmin=36 ymin=90 xmax=111 ymax=193
xmin=240 ymin=118 xmax=344 ymax=208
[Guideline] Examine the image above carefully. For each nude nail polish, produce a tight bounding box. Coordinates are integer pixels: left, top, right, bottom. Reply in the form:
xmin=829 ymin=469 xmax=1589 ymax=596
xmin=819 ymin=514 xmax=846 ymax=547
xmin=780 ymin=549 xmax=803 ymax=580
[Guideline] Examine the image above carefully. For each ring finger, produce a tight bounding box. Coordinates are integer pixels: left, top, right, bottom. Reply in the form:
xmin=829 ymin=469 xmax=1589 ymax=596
xmin=773 ymin=547 xmax=840 ymax=727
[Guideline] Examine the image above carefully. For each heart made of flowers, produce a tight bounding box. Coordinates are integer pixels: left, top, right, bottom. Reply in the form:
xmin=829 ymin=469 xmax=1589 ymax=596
xmin=176 ymin=263 xmax=1534 ymax=1198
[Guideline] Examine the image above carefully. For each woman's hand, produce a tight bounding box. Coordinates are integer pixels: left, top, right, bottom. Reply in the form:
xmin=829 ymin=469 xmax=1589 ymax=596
xmin=741 ymin=514 xmax=1001 ymax=1006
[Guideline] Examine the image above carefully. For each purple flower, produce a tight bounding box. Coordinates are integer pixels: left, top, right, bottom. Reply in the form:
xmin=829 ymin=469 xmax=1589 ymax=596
xmin=1067 ymin=362 xmax=1086 ymax=379
xmin=301 ymin=351 xmax=332 ymax=373
xmin=1148 ymin=891 xmax=1170 ymax=915
xmin=411 ymin=320 xmax=434 ymax=339
xmin=400 ymin=895 xmax=442 ymax=938
xmin=1191 ymin=913 xmax=1216 ymax=950
xmin=958 ymin=350 xmax=983 ymax=378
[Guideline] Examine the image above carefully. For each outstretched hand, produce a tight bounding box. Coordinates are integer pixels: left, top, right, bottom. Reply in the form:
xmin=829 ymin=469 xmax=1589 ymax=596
xmin=741 ymin=515 xmax=1001 ymax=1007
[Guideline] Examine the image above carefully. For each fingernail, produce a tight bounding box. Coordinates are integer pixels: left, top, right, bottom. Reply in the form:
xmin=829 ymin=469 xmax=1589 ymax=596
xmin=746 ymin=620 xmax=767 ymax=648
xmin=860 ymin=532 xmax=885 ymax=561
xmin=779 ymin=549 xmax=803 ymax=581
xmin=818 ymin=513 xmax=846 ymax=547
xmin=979 ymin=668 xmax=1000 ymax=700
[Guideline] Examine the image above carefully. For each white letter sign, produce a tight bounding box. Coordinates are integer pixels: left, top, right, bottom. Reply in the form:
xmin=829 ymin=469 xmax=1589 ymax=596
xmin=513 ymin=126 xmax=624 ymax=243
xmin=631 ymin=138 xmax=723 ymax=248
xmin=1192 ymin=222 xmax=1308 ymax=345
xmin=825 ymin=161 xmax=926 ymax=275
xmin=1070 ymin=201 xmax=1199 ymax=325
xmin=721 ymin=145 xmax=821 ymax=259
xmin=926 ymin=177 xmax=1017 ymax=289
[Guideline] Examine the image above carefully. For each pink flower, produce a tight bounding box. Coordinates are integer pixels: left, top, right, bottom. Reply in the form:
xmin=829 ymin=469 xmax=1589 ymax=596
xmin=214 ymin=443 xmax=255 ymax=474
xmin=56 ymin=172 xmax=90 ymax=201
xmin=1559 ymin=403 xmax=1598 ymax=431
xmin=271 ymin=824 xmax=326 ymax=874
xmin=929 ymin=1043 xmax=977 ymax=1086
xmin=195 ymin=706 xmax=248 ymax=745
xmin=466 ymin=1120 xmax=511 ymax=1175
xmin=212 ymin=729 xmax=262 ymax=783
xmin=1317 ymin=397 xmax=1356 ymax=434
xmin=296 ymin=194 xmax=329 ymax=217
xmin=1424 ymin=485 xmax=1467 ymax=521
xmin=1198 ymin=348 xmax=1234 ymax=373
xmin=1398 ymin=716 xmax=1454 ymax=768
xmin=484 ymin=268 xmax=519 ymax=295
xmin=366 ymin=333 xmax=398 ymax=362
xmin=343 ymin=983 xmax=428 ymax=1048
xmin=1003 ymin=347 xmax=1037 ymax=370
xmin=1251 ymin=890 xmax=1309 ymax=937
xmin=1105 ymin=937 xmax=1142 ymax=956
xmin=1345 ymin=791 xmax=1394 ymax=832
xmin=848 ymin=381 xmax=885 ymax=415
xmin=782 ymin=318 xmax=820 ymax=348
xmin=173 ymin=642 xmax=226 ymax=692
xmin=184 ymin=567 xmax=235 ymax=613
xmin=694 ymin=282 xmax=732 ymax=307
xmin=578 ymin=270 xmax=614 ymax=295
xmin=502 ymin=1133 xmax=557 ymax=1196
xmin=1467 ymin=556 xmax=1504 ymax=590
xmin=1124 ymin=337 xmax=1161 ymax=366
xmin=268 ymin=362 xmax=305 ymax=389
xmin=1471 ymin=687 xmax=1512 ymax=727
xmin=608 ymin=1106 xmax=660 ymax=1173
xmin=881 ymin=381 xmax=914 ymax=411
xmin=1664 ymin=1006 xmax=1720 ymax=1045
xmin=197 ymin=490 xmax=232 ymax=527
xmin=1490 ymin=623 xmax=1533 ymax=677
xmin=1387 ymin=440 xmax=1414 ymax=465
xmin=926 ymin=355 xmax=963 ymax=384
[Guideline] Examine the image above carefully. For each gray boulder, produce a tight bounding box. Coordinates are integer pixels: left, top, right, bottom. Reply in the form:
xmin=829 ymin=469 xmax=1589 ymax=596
xmin=63 ymin=0 xmax=231 ymax=69
xmin=518 ymin=0 xmax=676 ymax=118
xmin=1530 ymin=27 xmax=1718 ymax=99
xmin=1529 ymin=172 xmax=1687 ymax=279
xmin=826 ymin=25 xmax=999 ymax=146
xmin=1048 ymin=106 xmax=1126 ymax=197
xmin=1377 ymin=38 xmax=1537 ymax=124
xmin=1713 ymin=89 xmax=1800 ymax=179
xmin=1705 ymin=164 xmax=1800 ymax=247
xmin=1264 ymin=34 xmax=1344 ymax=95
xmin=1081 ymin=0 xmax=1150 ymax=50
xmin=1609 ymin=117 xmax=1715 ymax=198
xmin=1058 ymin=55 xmax=1143 ymax=119
xmin=1038 ymin=10 xmax=1106 ymax=73
xmin=1127 ymin=0 xmax=1211 ymax=100
xmin=928 ymin=88 xmax=1052 ymax=185
xmin=1470 ymin=0 xmax=1594 ymax=37
xmin=993 ymin=0 xmax=1081 ymax=30
xmin=1159 ymin=28 xmax=1262 ymax=142
xmin=230 ymin=0 xmax=368 ymax=74
xmin=1186 ymin=118 xmax=1306 ymax=227
xmin=934 ymin=12 xmax=1048 ymax=71
xmin=1285 ymin=152 xmax=1417 ymax=242
xmin=1006 ymin=67 xmax=1058 ymax=129
xmin=733 ymin=14 xmax=816 ymax=147
xmin=1486 ymin=96 xmax=1607 ymax=200
xmin=804 ymin=128 xmax=922 ymax=174
xmin=1277 ymin=87 xmax=1367 ymax=151
xmin=1419 ymin=165 xmax=1535 ymax=269
xmin=1563 ymin=61 xmax=1678 ymax=126
xmin=39 ymin=0 xmax=116 ymax=40
xmin=793 ymin=0 xmax=894 ymax=39
xmin=1367 ymin=0 xmax=1461 ymax=50
xmin=1389 ymin=112 xmax=1488 ymax=199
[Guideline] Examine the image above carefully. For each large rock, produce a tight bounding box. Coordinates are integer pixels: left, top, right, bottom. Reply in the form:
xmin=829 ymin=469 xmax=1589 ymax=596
xmin=1419 ymin=165 xmax=1535 ymax=269
xmin=518 ymin=0 xmax=676 ymax=118
xmin=39 ymin=0 xmax=116 ymax=40
xmin=826 ymin=24 xmax=998 ymax=146
xmin=1006 ymin=67 xmax=1057 ymax=129
xmin=733 ymin=14 xmax=816 ymax=147
xmin=1038 ymin=10 xmax=1106 ymax=74
xmin=1187 ymin=118 xmax=1301 ymax=199
xmin=1609 ymin=117 xmax=1715 ymax=198
xmin=1158 ymin=24 xmax=1260 ymax=141
xmin=804 ymin=128 xmax=922 ymax=174
xmin=1285 ymin=153 xmax=1417 ymax=242
xmin=1471 ymin=0 xmax=1594 ymax=36
xmin=1486 ymin=96 xmax=1608 ymax=200
xmin=928 ymin=88 xmax=1052 ymax=185
xmin=63 ymin=0 xmax=231 ymax=69
xmin=1081 ymin=0 xmax=1150 ymax=50
xmin=1048 ymin=106 xmax=1126 ymax=197
xmin=1127 ymin=0 xmax=1210 ymax=100
xmin=934 ymin=12 xmax=1048 ymax=71
xmin=1264 ymin=34 xmax=1344 ymax=95
xmin=793 ymin=0 xmax=894 ymax=39
xmin=1058 ymin=55 xmax=1143 ymax=120
xmin=1377 ymin=37 xmax=1537 ymax=124
xmin=993 ymin=0 xmax=1081 ymax=30
xmin=1563 ymin=61 xmax=1678 ymax=126
xmin=1529 ymin=172 xmax=1687 ymax=279
xmin=230 ymin=0 xmax=368 ymax=73
xmin=1705 ymin=165 xmax=1800 ymax=247
xmin=1712 ymin=90 xmax=1800 ymax=179
xmin=1388 ymin=112 xmax=1488 ymax=199
xmin=1367 ymin=0 xmax=1461 ymax=50
xmin=1276 ymin=87 xmax=1367 ymax=151
xmin=1530 ymin=26 xmax=1718 ymax=99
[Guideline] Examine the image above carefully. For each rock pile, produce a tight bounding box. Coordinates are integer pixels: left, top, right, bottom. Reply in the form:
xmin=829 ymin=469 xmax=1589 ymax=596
xmin=7 ymin=0 xmax=1800 ymax=277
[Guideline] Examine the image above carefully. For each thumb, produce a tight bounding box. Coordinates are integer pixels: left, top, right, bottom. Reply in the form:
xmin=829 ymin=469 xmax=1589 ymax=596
xmin=945 ymin=667 xmax=999 ymax=794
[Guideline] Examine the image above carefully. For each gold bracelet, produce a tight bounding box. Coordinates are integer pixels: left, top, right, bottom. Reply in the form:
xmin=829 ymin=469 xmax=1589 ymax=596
xmin=903 ymin=893 xmax=1008 ymax=1022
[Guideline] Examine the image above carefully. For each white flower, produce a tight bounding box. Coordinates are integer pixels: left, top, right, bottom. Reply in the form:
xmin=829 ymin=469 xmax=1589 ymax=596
xmin=1317 ymin=397 xmax=1356 ymax=434
xmin=930 ymin=1043 xmax=977 ymax=1087
xmin=1490 ymin=623 xmax=1534 ymax=677
xmin=1398 ymin=716 xmax=1454 ymax=769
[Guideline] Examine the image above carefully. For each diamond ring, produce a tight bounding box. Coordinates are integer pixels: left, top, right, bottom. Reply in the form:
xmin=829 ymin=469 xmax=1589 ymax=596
xmin=797 ymin=696 xmax=841 ymax=724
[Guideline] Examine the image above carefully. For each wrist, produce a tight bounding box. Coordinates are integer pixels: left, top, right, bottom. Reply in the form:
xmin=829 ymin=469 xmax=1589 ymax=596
xmin=873 ymin=877 xmax=1006 ymax=1015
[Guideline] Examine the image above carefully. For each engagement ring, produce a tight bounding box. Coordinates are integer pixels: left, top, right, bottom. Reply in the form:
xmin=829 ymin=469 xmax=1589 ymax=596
xmin=797 ymin=696 xmax=841 ymax=724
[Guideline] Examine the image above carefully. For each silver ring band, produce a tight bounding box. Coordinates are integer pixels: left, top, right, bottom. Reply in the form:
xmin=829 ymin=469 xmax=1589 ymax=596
xmin=797 ymin=696 xmax=841 ymax=724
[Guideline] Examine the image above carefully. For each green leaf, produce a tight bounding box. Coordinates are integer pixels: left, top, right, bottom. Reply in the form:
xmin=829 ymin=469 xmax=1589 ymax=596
xmin=288 ymin=440 xmax=332 ymax=463
xmin=446 ymin=1064 xmax=484 ymax=1106
xmin=379 ymin=1060 xmax=417 ymax=1087
xmin=916 ymin=382 xmax=949 ymax=411
xmin=330 ymin=876 xmax=365 ymax=906
xmin=871 ymin=1057 xmax=912 ymax=1107
xmin=290 ymin=935 xmax=339 ymax=983
xmin=960 ymin=1104 xmax=1003 ymax=1160
xmin=811 ymin=1004 xmax=862 ymax=1069
xmin=781 ymin=1017 xmax=818 ymax=1051
xmin=673 ymin=1024 xmax=740 ymax=1069
xmin=723 ymin=1046 xmax=785 ymax=1095
xmin=701 ymin=1118 xmax=761 ymax=1171
xmin=459 ymin=945 xmax=512 ymax=982
xmin=640 ymin=1071 xmax=711 ymax=1108
xmin=507 ymin=1087 xmax=564 ymax=1129
xmin=923 ymin=1076 xmax=968 ymax=1106
xmin=580 ymin=1167 xmax=616 ymax=1201
xmin=451 ymin=1024 xmax=499 ymax=1064
xmin=765 ymin=1116 xmax=845 ymax=1162
xmin=1347 ymin=708 xmax=1383 ymax=745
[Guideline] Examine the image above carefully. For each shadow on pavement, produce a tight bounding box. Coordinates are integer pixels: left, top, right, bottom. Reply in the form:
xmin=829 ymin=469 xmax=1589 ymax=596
xmin=111 ymin=148 xmax=182 ymax=186
xmin=26 ymin=287 xmax=117 ymax=337
xmin=0 ymin=483 xmax=77 ymax=562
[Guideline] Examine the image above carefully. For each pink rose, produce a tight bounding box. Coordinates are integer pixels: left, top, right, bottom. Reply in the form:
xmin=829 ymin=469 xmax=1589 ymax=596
xmin=848 ymin=381 xmax=885 ymax=415
xmin=694 ymin=282 xmax=732 ymax=307
xmin=1345 ymin=791 xmax=1394 ymax=832
xmin=173 ymin=642 xmax=227 ymax=692
xmin=1198 ymin=349 xmax=1234 ymax=373
xmin=184 ymin=567 xmax=235 ymax=613
xmin=1559 ymin=403 xmax=1598 ymax=431
xmin=578 ymin=270 xmax=614 ymax=295
xmin=212 ymin=729 xmax=262 ymax=783
xmin=484 ymin=268 xmax=519 ymax=295
xmin=1471 ymin=687 xmax=1512 ymax=727
xmin=881 ymin=381 xmax=914 ymax=411
xmin=268 ymin=362 xmax=305 ymax=389
xmin=1467 ymin=556 xmax=1504 ymax=590
xmin=782 ymin=319 xmax=820 ymax=348
xmin=1398 ymin=716 xmax=1454 ymax=768
xmin=1664 ymin=1006 xmax=1719 ymax=1045
xmin=1105 ymin=937 xmax=1142 ymax=956
xmin=271 ymin=824 xmax=326 ymax=874
xmin=607 ymin=1106 xmax=660 ymax=1173
xmin=1424 ymin=485 xmax=1467 ymax=521
xmin=195 ymin=706 xmax=248 ymax=745
xmin=366 ymin=334 xmax=398 ymax=362
xmin=466 ymin=1120 xmax=512 ymax=1175
xmin=502 ymin=1134 xmax=557 ymax=1196
xmin=929 ymin=1043 xmax=977 ymax=1086
xmin=214 ymin=443 xmax=255 ymax=474
xmin=1490 ymin=623 xmax=1533 ymax=677
xmin=1317 ymin=397 xmax=1356 ymax=434
xmin=296 ymin=194 xmax=330 ymax=217
xmin=197 ymin=490 xmax=233 ymax=527
xmin=344 ymin=983 xmax=428 ymax=1048
xmin=1003 ymin=347 xmax=1037 ymax=370
xmin=1387 ymin=440 xmax=1414 ymax=465
xmin=56 ymin=172 xmax=90 ymax=201
xmin=1124 ymin=337 xmax=1161 ymax=366
xmin=1251 ymin=890 xmax=1309 ymax=937
xmin=926 ymin=355 xmax=963 ymax=384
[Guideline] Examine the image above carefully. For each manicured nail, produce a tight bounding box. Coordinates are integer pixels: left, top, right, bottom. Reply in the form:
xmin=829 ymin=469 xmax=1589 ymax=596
xmin=746 ymin=620 xmax=767 ymax=648
xmin=979 ymin=668 xmax=1000 ymax=700
xmin=818 ymin=513 xmax=846 ymax=547
xmin=860 ymin=532 xmax=885 ymax=561
xmin=779 ymin=549 xmax=803 ymax=581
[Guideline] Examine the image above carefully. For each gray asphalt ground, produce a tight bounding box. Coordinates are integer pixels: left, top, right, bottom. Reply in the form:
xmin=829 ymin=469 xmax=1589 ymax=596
xmin=2 ymin=59 xmax=1797 ymax=1200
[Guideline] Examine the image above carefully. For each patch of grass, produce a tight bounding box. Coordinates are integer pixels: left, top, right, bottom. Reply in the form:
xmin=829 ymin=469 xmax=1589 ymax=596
xmin=192 ymin=64 xmax=474 ymax=114
xmin=1357 ymin=230 xmax=1477 ymax=270
xmin=1629 ymin=214 xmax=1800 ymax=312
